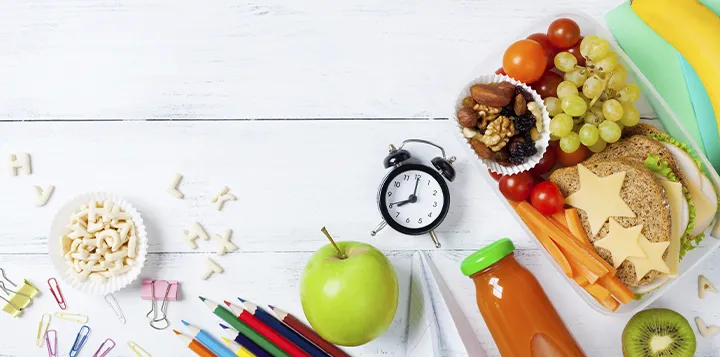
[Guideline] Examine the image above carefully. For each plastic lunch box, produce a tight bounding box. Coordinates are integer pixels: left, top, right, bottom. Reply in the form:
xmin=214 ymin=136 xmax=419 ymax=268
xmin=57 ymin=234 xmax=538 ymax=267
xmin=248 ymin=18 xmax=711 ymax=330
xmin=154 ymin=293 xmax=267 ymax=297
xmin=451 ymin=11 xmax=720 ymax=315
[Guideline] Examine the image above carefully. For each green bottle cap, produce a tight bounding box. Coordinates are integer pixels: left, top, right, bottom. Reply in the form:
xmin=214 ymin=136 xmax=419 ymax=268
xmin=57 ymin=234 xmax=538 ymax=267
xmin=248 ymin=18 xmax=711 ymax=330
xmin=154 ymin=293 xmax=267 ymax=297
xmin=460 ymin=238 xmax=515 ymax=276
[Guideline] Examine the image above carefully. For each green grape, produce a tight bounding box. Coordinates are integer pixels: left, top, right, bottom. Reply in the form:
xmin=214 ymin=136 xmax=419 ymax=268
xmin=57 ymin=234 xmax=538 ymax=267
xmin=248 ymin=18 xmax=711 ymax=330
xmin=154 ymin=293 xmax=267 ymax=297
xmin=588 ymin=137 xmax=607 ymax=153
xmin=582 ymin=76 xmax=605 ymax=99
xmin=561 ymin=95 xmax=588 ymax=117
xmin=591 ymin=106 xmax=605 ymax=121
xmin=603 ymin=99 xmax=624 ymax=122
xmin=595 ymin=51 xmax=619 ymax=73
xmin=578 ymin=124 xmax=599 ymax=146
xmin=607 ymin=65 xmax=627 ymax=90
xmin=587 ymin=39 xmax=610 ymax=61
xmin=550 ymin=114 xmax=574 ymax=137
xmin=580 ymin=35 xmax=600 ymax=58
xmin=560 ymin=132 xmax=581 ymax=153
xmin=554 ymin=52 xmax=578 ymax=72
xmin=599 ymin=120 xmax=622 ymax=143
xmin=583 ymin=111 xmax=603 ymax=125
xmin=565 ymin=67 xmax=588 ymax=87
xmin=557 ymin=81 xmax=579 ymax=99
xmin=617 ymin=83 xmax=641 ymax=103
xmin=544 ymin=97 xmax=563 ymax=116
xmin=620 ymin=104 xmax=640 ymax=126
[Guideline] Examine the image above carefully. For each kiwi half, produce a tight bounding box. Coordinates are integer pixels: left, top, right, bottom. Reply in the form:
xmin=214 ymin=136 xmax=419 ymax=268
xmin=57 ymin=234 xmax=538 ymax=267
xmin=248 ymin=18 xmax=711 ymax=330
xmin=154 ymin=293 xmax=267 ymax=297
xmin=622 ymin=308 xmax=696 ymax=357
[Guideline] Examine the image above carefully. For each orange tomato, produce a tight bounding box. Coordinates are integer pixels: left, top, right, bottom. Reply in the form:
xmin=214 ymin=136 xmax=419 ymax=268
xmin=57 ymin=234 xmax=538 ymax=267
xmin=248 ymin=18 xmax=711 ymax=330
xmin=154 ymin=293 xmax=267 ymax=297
xmin=556 ymin=144 xmax=589 ymax=166
xmin=502 ymin=39 xmax=547 ymax=84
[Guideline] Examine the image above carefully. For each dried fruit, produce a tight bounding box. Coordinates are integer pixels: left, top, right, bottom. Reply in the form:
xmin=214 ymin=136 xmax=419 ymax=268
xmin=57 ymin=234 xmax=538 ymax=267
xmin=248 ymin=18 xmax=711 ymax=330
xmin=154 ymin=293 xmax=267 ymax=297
xmin=508 ymin=140 xmax=538 ymax=165
xmin=512 ymin=113 xmax=536 ymax=140
xmin=514 ymin=94 xmax=527 ymax=116
xmin=471 ymin=82 xmax=515 ymax=107
xmin=457 ymin=107 xmax=478 ymax=128
xmin=493 ymin=149 xmax=512 ymax=166
xmin=470 ymin=139 xmax=493 ymax=159
xmin=515 ymin=86 xmax=534 ymax=103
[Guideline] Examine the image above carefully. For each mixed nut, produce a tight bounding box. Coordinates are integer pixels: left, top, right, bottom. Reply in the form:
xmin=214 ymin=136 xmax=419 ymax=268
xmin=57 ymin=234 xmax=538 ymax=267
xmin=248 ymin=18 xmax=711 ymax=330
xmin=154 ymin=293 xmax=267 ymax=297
xmin=459 ymin=82 xmax=542 ymax=166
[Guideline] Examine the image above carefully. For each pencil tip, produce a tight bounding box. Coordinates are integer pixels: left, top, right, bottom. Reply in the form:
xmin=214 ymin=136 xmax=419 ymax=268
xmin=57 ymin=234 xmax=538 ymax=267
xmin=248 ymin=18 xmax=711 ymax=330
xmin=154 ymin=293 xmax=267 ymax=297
xmin=219 ymin=323 xmax=228 ymax=329
xmin=237 ymin=297 xmax=245 ymax=303
xmin=172 ymin=330 xmax=181 ymax=335
xmin=181 ymin=320 xmax=189 ymax=326
xmin=199 ymin=296 xmax=206 ymax=302
xmin=222 ymin=337 xmax=228 ymax=343
xmin=268 ymin=304 xmax=274 ymax=310
xmin=223 ymin=300 xmax=231 ymax=306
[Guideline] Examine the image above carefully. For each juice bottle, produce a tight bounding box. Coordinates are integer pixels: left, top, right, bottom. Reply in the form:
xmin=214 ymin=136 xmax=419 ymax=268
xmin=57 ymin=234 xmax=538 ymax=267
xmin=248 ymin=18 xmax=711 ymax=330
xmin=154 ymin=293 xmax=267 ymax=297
xmin=461 ymin=238 xmax=585 ymax=357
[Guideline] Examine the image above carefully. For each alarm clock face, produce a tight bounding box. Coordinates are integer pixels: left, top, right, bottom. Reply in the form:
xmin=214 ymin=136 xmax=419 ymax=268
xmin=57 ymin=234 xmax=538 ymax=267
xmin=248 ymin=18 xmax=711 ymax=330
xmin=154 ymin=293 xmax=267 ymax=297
xmin=378 ymin=164 xmax=450 ymax=235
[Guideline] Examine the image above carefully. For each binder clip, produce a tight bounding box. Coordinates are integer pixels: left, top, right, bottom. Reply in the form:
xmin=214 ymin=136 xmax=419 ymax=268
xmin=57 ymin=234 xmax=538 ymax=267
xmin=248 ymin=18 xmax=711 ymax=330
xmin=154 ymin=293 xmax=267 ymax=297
xmin=142 ymin=280 xmax=179 ymax=330
xmin=0 ymin=268 xmax=39 ymax=317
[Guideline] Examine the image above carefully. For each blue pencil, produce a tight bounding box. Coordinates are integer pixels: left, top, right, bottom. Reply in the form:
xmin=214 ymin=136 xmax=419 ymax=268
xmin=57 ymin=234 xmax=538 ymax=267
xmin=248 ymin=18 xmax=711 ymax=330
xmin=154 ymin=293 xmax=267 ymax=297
xmin=219 ymin=323 xmax=273 ymax=357
xmin=182 ymin=320 xmax=236 ymax=357
xmin=238 ymin=298 xmax=328 ymax=357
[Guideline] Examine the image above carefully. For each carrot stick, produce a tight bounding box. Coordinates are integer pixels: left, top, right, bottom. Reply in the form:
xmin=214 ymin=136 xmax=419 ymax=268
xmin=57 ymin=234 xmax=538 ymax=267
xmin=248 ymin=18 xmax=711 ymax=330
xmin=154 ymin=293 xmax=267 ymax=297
xmin=521 ymin=214 xmax=573 ymax=278
xmin=573 ymin=274 xmax=589 ymax=287
xmin=514 ymin=202 xmax=609 ymax=277
xmin=551 ymin=211 xmax=569 ymax=229
xmin=565 ymin=208 xmax=593 ymax=249
xmin=599 ymin=274 xmax=634 ymax=304
xmin=560 ymin=247 xmax=601 ymax=284
xmin=593 ymin=295 xmax=620 ymax=312
xmin=584 ymin=283 xmax=611 ymax=301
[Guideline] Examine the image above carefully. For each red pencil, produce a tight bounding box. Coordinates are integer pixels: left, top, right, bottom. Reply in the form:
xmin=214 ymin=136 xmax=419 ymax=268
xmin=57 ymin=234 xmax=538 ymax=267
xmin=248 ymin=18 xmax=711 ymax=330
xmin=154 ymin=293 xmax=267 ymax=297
xmin=268 ymin=306 xmax=350 ymax=357
xmin=223 ymin=301 xmax=310 ymax=357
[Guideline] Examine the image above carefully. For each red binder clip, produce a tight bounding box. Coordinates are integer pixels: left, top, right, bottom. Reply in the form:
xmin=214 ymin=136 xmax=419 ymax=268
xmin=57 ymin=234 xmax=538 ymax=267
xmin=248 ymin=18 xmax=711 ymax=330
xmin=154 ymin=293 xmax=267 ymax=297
xmin=47 ymin=278 xmax=67 ymax=310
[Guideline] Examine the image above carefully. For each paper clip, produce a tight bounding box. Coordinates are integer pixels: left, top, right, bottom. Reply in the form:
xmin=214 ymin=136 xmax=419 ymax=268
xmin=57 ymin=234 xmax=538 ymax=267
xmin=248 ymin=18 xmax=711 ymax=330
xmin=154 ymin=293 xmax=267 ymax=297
xmin=36 ymin=313 xmax=51 ymax=347
xmin=128 ymin=341 xmax=152 ymax=357
xmin=46 ymin=330 xmax=57 ymax=357
xmin=47 ymin=278 xmax=67 ymax=310
xmin=0 ymin=268 xmax=16 ymax=287
xmin=69 ymin=325 xmax=91 ymax=357
xmin=104 ymin=293 xmax=126 ymax=324
xmin=54 ymin=311 xmax=89 ymax=323
xmin=92 ymin=338 xmax=115 ymax=357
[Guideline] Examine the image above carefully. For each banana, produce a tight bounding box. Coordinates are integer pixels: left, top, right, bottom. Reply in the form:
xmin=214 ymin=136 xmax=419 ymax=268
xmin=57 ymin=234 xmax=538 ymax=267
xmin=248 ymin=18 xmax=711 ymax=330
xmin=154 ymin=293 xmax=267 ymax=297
xmin=631 ymin=0 xmax=720 ymax=138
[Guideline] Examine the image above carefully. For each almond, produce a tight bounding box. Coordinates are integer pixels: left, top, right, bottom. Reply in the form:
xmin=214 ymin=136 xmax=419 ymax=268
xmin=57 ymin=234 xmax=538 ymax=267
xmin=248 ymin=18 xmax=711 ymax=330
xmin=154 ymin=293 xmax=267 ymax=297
xmin=471 ymin=82 xmax=514 ymax=107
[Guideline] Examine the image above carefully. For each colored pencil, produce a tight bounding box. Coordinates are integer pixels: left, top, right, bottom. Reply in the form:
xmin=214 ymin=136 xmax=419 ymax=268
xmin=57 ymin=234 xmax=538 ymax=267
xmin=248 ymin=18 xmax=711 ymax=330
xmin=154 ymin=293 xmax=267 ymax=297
xmin=268 ymin=306 xmax=350 ymax=357
xmin=219 ymin=324 xmax=273 ymax=357
xmin=173 ymin=330 xmax=218 ymax=357
xmin=224 ymin=301 xmax=310 ymax=357
xmin=239 ymin=298 xmax=328 ymax=357
xmin=200 ymin=296 xmax=291 ymax=357
xmin=222 ymin=337 xmax=257 ymax=357
xmin=182 ymin=320 xmax=237 ymax=357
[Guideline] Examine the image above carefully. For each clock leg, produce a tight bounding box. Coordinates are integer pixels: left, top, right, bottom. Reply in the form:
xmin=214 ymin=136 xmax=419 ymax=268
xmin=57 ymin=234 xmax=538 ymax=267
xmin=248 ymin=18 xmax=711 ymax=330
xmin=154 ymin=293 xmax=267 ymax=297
xmin=429 ymin=231 xmax=441 ymax=248
xmin=370 ymin=220 xmax=387 ymax=236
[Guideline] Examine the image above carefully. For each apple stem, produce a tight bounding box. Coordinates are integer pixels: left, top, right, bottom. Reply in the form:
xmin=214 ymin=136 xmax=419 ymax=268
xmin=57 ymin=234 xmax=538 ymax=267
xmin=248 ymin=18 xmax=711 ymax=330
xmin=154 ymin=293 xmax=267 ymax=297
xmin=321 ymin=226 xmax=347 ymax=259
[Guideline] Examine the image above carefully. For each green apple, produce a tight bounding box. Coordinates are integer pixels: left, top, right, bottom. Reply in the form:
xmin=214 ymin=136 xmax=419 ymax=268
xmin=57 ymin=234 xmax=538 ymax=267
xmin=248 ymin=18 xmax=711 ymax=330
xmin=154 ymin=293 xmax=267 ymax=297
xmin=300 ymin=233 xmax=399 ymax=346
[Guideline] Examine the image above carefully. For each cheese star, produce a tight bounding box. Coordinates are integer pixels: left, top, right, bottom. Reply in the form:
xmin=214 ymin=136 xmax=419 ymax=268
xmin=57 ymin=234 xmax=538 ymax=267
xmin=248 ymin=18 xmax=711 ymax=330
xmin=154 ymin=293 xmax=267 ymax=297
xmin=593 ymin=219 xmax=646 ymax=268
xmin=565 ymin=164 xmax=636 ymax=236
xmin=627 ymin=234 xmax=670 ymax=281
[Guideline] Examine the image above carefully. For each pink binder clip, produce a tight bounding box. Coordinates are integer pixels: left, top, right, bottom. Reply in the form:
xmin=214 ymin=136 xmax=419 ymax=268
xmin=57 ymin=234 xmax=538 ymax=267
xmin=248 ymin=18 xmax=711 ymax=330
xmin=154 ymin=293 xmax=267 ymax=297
xmin=47 ymin=278 xmax=66 ymax=310
xmin=141 ymin=280 xmax=179 ymax=301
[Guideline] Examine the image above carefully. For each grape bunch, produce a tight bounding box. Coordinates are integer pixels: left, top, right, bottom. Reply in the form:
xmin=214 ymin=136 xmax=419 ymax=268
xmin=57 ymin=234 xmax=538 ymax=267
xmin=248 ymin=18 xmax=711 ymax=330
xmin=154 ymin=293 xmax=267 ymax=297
xmin=547 ymin=35 xmax=641 ymax=153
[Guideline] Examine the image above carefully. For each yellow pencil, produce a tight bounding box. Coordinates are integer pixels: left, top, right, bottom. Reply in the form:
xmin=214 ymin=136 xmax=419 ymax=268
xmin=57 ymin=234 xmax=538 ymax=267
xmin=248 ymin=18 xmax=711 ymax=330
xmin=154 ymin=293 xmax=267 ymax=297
xmin=221 ymin=337 xmax=256 ymax=357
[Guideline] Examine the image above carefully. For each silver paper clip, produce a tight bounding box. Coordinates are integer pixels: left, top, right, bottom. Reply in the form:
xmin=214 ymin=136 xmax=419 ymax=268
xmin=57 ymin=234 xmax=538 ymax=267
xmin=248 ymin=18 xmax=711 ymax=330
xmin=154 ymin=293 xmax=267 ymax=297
xmin=36 ymin=313 xmax=51 ymax=347
xmin=69 ymin=325 xmax=91 ymax=357
xmin=46 ymin=330 xmax=57 ymax=357
xmin=47 ymin=278 xmax=67 ymax=310
xmin=145 ymin=280 xmax=171 ymax=330
xmin=0 ymin=268 xmax=16 ymax=287
xmin=128 ymin=341 xmax=152 ymax=357
xmin=92 ymin=338 xmax=116 ymax=357
xmin=105 ymin=293 xmax=126 ymax=324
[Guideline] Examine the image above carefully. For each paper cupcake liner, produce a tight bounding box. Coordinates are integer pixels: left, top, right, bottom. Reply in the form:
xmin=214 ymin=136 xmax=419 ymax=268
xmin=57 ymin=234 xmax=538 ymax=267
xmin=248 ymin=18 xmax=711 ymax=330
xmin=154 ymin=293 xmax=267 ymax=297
xmin=48 ymin=192 xmax=148 ymax=296
xmin=451 ymin=73 xmax=551 ymax=175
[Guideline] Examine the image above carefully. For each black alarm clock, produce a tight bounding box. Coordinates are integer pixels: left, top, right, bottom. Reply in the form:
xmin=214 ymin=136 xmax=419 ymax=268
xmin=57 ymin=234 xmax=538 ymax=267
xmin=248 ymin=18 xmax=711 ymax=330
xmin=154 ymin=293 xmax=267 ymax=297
xmin=371 ymin=139 xmax=456 ymax=248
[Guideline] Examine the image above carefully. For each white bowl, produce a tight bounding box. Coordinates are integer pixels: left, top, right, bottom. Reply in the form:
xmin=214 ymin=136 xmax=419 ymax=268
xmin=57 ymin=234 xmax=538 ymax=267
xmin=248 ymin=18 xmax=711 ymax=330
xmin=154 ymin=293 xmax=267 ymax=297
xmin=48 ymin=192 xmax=148 ymax=296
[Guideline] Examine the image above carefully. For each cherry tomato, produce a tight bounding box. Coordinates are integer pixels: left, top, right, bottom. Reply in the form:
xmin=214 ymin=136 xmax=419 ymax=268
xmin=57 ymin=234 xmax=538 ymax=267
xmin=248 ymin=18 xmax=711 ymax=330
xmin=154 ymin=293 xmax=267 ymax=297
xmin=503 ymin=39 xmax=547 ymax=84
xmin=529 ymin=148 xmax=557 ymax=177
xmin=547 ymin=18 xmax=581 ymax=49
xmin=488 ymin=169 xmax=504 ymax=181
xmin=499 ymin=172 xmax=535 ymax=202
xmin=556 ymin=144 xmax=589 ymax=166
xmin=530 ymin=71 xmax=563 ymax=98
xmin=527 ymin=33 xmax=558 ymax=70
xmin=495 ymin=67 xmax=507 ymax=75
xmin=566 ymin=36 xmax=586 ymax=66
xmin=530 ymin=181 xmax=565 ymax=214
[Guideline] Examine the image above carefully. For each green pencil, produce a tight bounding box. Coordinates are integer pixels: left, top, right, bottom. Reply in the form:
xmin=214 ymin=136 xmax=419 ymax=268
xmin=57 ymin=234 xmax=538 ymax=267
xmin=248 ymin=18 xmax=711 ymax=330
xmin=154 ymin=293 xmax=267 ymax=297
xmin=199 ymin=296 xmax=291 ymax=357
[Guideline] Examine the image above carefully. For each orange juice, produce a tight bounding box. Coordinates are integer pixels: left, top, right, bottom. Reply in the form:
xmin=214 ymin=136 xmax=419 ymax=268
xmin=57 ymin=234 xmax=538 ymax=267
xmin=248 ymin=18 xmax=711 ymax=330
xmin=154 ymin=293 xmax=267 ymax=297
xmin=461 ymin=238 xmax=585 ymax=357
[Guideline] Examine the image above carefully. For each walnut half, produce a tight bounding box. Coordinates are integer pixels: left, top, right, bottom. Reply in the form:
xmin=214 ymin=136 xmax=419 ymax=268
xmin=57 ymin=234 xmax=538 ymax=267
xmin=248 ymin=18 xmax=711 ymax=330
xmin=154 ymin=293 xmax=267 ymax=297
xmin=474 ymin=103 xmax=501 ymax=130
xmin=482 ymin=116 xmax=515 ymax=151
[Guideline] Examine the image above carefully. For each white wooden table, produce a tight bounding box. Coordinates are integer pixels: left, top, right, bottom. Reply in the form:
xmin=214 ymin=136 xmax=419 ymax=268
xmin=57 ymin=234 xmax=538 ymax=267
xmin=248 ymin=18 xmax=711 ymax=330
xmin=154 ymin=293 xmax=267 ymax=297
xmin=1 ymin=1 xmax=719 ymax=356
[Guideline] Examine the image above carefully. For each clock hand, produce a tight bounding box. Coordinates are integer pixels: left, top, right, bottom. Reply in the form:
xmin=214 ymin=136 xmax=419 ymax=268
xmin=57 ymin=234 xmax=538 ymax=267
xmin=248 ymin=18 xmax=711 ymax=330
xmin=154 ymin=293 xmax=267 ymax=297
xmin=413 ymin=177 xmax=420 ymax=196
xmin=389 ymin=199 xmax=411 ymax=208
